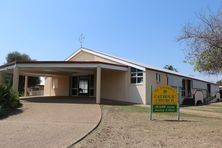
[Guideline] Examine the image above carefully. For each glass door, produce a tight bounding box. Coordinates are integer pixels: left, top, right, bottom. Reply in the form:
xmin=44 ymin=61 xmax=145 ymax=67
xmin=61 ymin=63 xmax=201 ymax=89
xmin=78 ymin=79 xmax=89 ymax=96
xmin=71 ymin=75 xmax=94 ymax=97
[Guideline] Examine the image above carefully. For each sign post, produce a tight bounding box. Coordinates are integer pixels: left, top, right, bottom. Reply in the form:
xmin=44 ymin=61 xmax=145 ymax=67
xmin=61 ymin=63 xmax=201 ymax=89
xmin=150 ymin=85 xmax=153 ymax=120
xmin=150 ymin=85 xmax=179 ymax=120
xmin=177 ymin=87 xmax=181 ymax=121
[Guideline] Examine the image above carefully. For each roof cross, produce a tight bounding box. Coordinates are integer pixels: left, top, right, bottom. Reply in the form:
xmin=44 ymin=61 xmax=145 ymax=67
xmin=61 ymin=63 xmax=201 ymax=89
xmin=79 ymin=33 xmax=85 ymax=48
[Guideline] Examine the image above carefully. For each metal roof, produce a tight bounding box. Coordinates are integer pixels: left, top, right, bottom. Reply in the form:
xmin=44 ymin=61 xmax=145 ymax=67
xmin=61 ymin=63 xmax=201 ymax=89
xmin=66 ymin=47 xmax=217 ymax=84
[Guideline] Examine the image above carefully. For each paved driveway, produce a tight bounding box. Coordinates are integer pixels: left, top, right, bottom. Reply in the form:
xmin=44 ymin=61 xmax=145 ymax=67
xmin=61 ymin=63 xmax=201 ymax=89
xmin=0 ymin=97 xmax=101 ymax=148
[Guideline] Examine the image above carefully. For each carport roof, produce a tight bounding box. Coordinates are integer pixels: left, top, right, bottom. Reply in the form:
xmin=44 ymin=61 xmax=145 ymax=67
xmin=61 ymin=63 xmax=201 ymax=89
xmin=0 ymin=61 xmax=128 ymax=72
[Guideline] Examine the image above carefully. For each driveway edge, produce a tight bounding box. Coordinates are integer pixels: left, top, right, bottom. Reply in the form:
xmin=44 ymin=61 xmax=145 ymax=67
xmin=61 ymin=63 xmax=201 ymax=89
xmin=68 ymin=105 xmax=102 ymax=147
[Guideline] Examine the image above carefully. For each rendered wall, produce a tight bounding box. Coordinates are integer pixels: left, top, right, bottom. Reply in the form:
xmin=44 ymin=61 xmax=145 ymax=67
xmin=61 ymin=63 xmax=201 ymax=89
xmin=69 ymin=51 xmax=147 ymax=104
xmin=69 ymin=51 xmax=120 ymax=64
xmin=44 ymin=76 xmax=70 ymax=96
xmin=168 ymin=75 xmax=185 ymax=104
xmin=168 ymin=75 xmax=183 ymax=87
xmin=101 ymin=68 xmax=147 ymax=104
xmin=193 ymin=80 xmax=207 ymax=90
xmin=44 ymin=77 xmax=52 ymax=96
xmin=127 ymin=68 xmax=146 ymax=104
xmin=146 ymin=69 xmax=168 ymax=104
xmin=211 ymin=84 xmax=220 ymax=96
xmin=128 ymin=82 xmax=146 ymax=104
xmin=101 ymin=70 xmax=128 ymax=102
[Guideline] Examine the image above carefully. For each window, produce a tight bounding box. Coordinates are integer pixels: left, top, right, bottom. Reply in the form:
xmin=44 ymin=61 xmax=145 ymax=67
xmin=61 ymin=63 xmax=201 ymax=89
xmin=131 ymin=67 xmax=143 ymax=84
xmin=156 ymin=73 xmax=161 ymax=83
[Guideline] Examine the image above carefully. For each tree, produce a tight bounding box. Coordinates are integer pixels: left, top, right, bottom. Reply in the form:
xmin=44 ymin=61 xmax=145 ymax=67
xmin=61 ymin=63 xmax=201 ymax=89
xmin=163 ymin=65 xmax=178 ymax=72
xmin=177 ymin=9 xmax=222 ymax=74
xmin=4 ymin=51 xmax=40 ymax=94
xmin=6 ymin=51 xmax=32 ymax=63
xmin=216 ymin=80 xmax=222 ymax=86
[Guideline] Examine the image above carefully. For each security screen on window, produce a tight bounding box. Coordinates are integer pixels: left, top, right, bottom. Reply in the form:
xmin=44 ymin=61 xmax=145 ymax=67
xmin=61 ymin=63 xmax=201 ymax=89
xmin=131 ymin=67 xmax=143 ymax=84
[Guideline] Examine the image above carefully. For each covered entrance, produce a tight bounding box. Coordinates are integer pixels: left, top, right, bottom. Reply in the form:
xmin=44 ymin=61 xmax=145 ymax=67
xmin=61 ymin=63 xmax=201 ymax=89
xmin=0 ymin=61 xmax=128 ymax=104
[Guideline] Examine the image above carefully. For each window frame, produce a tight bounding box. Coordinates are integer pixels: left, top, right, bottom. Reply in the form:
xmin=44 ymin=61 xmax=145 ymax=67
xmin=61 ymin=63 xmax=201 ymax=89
xmin=156 ymin=73 xmax=161 ymax=83
xmin=130 ymin=67 xmax=144 ymax=84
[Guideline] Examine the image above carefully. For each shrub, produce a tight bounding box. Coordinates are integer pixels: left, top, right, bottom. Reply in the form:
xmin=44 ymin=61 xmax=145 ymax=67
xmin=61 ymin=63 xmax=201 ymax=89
xmin=0 ymin=85 xmax=22 ymax=117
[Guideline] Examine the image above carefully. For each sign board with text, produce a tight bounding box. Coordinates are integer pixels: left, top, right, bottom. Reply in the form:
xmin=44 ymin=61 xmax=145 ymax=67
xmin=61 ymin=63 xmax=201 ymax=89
xmin=152 ymin=85 xmax=178 ymax=112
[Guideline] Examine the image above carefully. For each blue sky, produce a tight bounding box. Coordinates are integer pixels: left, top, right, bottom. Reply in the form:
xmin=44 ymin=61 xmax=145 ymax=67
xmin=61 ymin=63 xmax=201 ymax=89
xmin=0 ymin=0 xmax=221 ymax=82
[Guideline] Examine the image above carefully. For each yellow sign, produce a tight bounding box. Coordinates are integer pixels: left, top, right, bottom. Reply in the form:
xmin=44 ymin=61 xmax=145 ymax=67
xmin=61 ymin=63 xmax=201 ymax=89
xmin=152 ymin=85 xmax=178 ymax=112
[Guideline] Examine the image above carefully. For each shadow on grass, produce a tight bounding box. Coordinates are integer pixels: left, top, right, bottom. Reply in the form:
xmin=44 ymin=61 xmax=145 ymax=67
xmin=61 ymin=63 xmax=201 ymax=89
xmin=101 ymin=99 xmax=135 ymax=106
xmin=163 ymin=119 xmax=194 ymax=122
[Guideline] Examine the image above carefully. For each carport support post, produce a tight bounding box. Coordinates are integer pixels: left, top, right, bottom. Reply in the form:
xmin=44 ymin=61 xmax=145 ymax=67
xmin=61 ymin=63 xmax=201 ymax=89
xmin=96 ymin=66 xmax=101 ymax=104
xmin=24 ymin=76 xmax=28 ymax=96
xmin=12 ymin=68 xmax=19 ymax=91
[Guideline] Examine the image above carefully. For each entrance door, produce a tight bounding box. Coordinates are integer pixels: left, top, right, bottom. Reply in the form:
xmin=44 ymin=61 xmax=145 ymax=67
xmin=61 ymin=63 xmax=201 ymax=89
xmin=71 ymin=75 xmax=94 ymax=97
xmin=182 ymin=79 xmax=185 ymax=97
xmin=182 ymin=79 xmax=192 ymax=97
xmin=207 ymin=84 xmax=211 ymax=97
xmin=187 ymin=80 xmax=191 ymax=97
xmin=78 ymin=79 xmax=89 ymax=96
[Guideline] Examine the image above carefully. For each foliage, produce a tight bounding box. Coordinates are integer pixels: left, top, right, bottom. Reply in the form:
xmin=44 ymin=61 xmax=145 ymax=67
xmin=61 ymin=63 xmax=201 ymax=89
xmin=163 ymin=65 xmax=178 ymax=72
xmin=216 ymin=80 xmax=222 ymax=86
xmin=0 ymin=84 xmax=22 ymax=117
xmin=6 ymin=51 xmax=32 ymax=63
xmin=105 ymin=105 xmax=149 ymax=113
xmin=2 ymin=72 xmax=13 ymax=87
xmin=178 ymin=9 xmax=222 ymax=74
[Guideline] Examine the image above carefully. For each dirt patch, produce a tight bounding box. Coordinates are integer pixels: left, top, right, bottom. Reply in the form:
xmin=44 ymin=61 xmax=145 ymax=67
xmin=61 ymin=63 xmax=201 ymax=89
xmin=181 ymin=109 xmax=222 ymax=119
xmin=181 ymin=102 xmax=222 ymax=119
xmin=74 ymin=105 xmax=222 ymax=148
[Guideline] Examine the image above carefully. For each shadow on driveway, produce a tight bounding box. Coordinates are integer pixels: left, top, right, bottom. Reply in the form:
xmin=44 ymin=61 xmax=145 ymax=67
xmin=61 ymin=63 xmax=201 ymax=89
xmin=20 ymin=96 xmax=136 ymax=106
xmin=21 ymin=96 xmax=96 ymax=104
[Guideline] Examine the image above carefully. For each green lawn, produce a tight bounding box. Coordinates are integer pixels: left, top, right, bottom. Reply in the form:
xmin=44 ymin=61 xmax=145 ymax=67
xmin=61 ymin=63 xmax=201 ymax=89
xmin=111 ymin=105 xmax=149 ymax=113
xmin=103 ymin=102 xmax=222 ymax=120
xmin=183 ymin=102 xmax=222 ymax=113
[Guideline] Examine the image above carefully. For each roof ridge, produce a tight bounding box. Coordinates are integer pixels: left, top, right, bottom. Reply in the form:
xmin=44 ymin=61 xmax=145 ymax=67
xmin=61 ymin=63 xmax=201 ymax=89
xmin=66 ymin=47 xmax=217 ymax=84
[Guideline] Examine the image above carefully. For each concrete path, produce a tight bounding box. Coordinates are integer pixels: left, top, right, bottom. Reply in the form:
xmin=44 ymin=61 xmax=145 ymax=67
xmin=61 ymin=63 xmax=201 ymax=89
xmin=0 ymin=97 xmax=101 ymax=148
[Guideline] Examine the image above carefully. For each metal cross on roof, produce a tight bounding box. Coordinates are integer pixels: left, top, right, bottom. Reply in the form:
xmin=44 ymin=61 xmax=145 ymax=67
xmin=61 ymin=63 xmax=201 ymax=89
xmin=79 ymin=33 xmax=85 ymax=48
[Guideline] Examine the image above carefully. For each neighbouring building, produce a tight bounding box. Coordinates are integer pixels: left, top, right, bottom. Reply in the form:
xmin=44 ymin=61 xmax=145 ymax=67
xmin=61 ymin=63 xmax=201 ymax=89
xmin=0 ymin=47 xmax=220 ymax=105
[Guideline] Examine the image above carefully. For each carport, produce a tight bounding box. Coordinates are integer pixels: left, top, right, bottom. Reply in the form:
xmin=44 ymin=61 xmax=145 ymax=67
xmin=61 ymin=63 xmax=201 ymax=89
xmin=0 ymin=61 xmax=128 ymax=104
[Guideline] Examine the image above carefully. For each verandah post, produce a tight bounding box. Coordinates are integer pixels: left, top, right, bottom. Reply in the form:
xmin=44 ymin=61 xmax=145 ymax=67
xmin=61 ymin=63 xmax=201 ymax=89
xmin=12 ymin=68 xmax=19 ymax=91
xmin=24 ymin=75 xmax=28 ymax=97
xmin=96 ymin=66 xmax=101 ymax=104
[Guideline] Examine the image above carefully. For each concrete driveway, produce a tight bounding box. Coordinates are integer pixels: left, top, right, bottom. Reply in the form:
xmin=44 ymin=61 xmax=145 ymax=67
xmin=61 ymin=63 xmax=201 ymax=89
xmin=0 ymin=97 xmax=101 ymax=148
